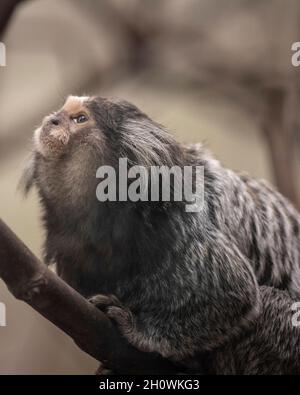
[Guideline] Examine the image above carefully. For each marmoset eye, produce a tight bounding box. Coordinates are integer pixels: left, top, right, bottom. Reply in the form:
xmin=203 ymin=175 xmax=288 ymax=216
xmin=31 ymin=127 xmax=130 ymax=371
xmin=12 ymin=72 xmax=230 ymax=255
xmin=72 ymin=114 xmax=88 ymax=124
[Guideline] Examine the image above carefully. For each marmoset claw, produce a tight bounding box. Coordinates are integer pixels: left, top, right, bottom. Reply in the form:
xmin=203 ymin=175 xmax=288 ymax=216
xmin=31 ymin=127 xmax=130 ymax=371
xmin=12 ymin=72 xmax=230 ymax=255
xmin=88 ymin=294 xmax=122 ymax=312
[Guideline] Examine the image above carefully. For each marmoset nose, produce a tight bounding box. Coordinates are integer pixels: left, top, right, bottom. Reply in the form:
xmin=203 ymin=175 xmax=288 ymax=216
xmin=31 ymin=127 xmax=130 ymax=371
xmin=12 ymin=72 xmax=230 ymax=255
xmin=49 ymin=116 xmax=60 ymax=126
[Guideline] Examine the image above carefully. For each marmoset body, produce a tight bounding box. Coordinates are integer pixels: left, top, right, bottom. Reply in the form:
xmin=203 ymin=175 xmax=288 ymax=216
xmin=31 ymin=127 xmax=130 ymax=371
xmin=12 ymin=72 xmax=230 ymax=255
xmin=22 ymin=96 xmax=300 ymax=365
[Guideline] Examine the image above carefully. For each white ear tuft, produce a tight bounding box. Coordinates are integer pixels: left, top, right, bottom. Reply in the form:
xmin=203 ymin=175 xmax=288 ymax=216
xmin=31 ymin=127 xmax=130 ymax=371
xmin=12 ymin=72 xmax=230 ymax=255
xmin=18 ymin=152 xmax=36 ymax=196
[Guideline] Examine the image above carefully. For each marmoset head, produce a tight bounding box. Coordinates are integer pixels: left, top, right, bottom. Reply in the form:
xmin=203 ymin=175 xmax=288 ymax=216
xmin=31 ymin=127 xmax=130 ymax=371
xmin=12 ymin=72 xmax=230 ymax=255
xmin=33 ymin=95 xmax=179 ymax=161
xmin=21 ymin=95 xmax=183 ymax=206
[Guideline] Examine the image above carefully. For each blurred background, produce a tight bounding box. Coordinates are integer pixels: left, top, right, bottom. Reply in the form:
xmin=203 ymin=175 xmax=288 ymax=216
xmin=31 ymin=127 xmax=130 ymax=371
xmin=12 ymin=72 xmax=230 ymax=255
xmin=0 ymin=0 xmax=300 ymax=374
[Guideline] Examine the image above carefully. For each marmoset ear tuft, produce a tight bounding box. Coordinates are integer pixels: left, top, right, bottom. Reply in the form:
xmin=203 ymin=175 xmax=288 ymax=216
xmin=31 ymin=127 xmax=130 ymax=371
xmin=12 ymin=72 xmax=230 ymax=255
xmin=18 ymin=152 xmax=36 ymax=196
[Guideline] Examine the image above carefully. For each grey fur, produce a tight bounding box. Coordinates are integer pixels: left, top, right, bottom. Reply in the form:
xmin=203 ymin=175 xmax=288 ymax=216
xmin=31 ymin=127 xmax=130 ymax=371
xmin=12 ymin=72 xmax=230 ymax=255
xmin=208 ymin=286 xmax=300 ymax=375
xmin=22 ymin=96 xmax=300 ymax=374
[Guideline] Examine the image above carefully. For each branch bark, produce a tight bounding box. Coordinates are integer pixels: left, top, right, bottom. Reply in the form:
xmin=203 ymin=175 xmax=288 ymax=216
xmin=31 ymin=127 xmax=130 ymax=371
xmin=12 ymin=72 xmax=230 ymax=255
xmin=263 ymin=86 xmax=300 ymax=211
xmin=0 ymin=0 xmax=27 ymax=38
xmin=0 ymin=218 xmax=177 ymax=374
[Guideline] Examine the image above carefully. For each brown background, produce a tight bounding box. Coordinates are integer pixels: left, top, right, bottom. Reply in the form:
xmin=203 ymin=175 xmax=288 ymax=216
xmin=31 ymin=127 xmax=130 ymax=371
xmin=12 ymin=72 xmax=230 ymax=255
xmin=0 ymin=0 xmax=299 ymax=374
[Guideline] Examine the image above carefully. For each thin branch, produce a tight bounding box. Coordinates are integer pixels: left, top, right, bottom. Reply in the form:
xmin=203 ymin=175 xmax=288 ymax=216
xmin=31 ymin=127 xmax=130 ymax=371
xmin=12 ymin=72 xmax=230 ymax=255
xmin=263 ymin=86 xmax=300 ymax=211
xmin=0 ymin=218 xmax=177 ymax=374
xmin=0 ymin=0 xmax=27 ymax=38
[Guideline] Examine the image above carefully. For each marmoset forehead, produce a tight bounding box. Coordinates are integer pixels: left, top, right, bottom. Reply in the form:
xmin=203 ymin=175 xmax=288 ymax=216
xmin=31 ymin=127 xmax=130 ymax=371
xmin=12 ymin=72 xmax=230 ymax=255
xmin=61 ymin=95 xmax=91 ymax=115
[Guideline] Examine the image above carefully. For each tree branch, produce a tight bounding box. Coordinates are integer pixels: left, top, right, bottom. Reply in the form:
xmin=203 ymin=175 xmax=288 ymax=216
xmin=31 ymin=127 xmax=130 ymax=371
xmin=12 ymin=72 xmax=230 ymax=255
xmin=263 ymin=86 xmax=300 ymax=211
xmin=0 ymin=0 xmax=27 ymax=39
xmin=0 ymin=218 xmax=177 ymax=374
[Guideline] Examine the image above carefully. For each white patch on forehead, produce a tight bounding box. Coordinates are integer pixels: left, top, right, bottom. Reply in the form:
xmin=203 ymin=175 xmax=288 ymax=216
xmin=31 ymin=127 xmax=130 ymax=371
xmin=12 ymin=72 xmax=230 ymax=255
xmin=68 ymin=95 xmax=89 ymax=104
xmin=63 ymin=95 xmax=90 ymax=115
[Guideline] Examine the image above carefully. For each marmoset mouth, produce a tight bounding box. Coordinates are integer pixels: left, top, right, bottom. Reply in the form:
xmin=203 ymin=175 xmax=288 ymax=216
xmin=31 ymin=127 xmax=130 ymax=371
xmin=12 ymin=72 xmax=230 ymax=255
xmin=35 ymin=125 xmax=70 ymax=158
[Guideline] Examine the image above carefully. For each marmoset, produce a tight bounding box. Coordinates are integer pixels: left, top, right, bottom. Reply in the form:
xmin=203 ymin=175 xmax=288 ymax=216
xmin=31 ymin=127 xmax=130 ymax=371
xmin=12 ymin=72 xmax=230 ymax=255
xmin=21 ymin=95 xmax=300 ymax=370
xmin=205 ymin=285 xmax=300 ymax=374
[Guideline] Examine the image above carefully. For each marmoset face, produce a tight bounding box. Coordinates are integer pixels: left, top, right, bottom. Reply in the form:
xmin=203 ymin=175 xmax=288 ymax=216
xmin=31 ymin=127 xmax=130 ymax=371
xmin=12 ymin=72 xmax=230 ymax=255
xmin=34 ymin=95 xmax=97 ymax=158
xmin=22 ymin=95 xmax=181 ymax=205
